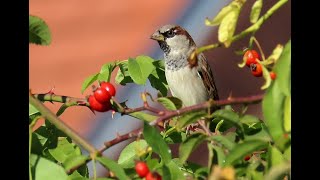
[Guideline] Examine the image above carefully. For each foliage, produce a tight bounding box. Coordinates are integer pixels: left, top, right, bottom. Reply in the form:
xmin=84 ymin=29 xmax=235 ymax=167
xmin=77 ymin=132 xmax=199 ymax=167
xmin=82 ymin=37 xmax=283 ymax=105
xmin=29 ymin=0 xmax=290 ymax=179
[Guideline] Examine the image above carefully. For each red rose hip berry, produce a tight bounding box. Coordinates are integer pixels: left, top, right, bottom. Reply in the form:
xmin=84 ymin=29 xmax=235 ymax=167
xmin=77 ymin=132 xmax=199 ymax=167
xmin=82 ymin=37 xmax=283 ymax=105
xmin=270 ymin=71 xmax=277 ymax=80
xmin=88 ymin=95 xmax=111 ymax=112
xmin=244 ymin=49 xmax=261 ymax=67
xmin=244 ymin=155 xmax=251 ymax=161
xmin=94 ymin=87 xmax=111 ymax=103
xmin=146 ymin=172 xmax=162 ymax=180
xmin=135 ymin=161 xmax=149 ymax=178
xmin=250 ymin=63 xmax=263 ymax=77
xmin=100 ymin=82 xmax=116 ymax=96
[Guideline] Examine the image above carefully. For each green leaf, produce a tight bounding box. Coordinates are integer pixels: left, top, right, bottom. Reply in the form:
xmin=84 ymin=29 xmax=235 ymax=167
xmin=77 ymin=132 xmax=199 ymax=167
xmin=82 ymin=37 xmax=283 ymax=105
xmin=149 ymin=68 xmax=168 ymax=96
xmin=98 ymin=63 xmax=116 ymax=82
xmin=56 ymin=104 xmax=69 ymax=117
xmin=29 ymin=15 xmax=51 ymax=45
xmin=205 ymin=0 xmax=243 ymax=26
xmin=115 ymin=61 xmax=134 ymax=85
xmin=267 ymin=145 xmax=285 ymax=170
xmin=30 ymin=154 xmax=68 ymax=180
xmin=260 ymin=62 xmax=271 ymax=90
xmin=129 ymin=112 xmax=158 ymax=122
xmin=152 ymin=60 xmax=165 ymax=70
xmin=176 ymin=111 xmax=207 ymax=130
xmin=81 ymin=73 xmax=99 ymax=94
xmin=208 ymin=135 xmax=235 ymax=150
xmin=128 ymin=56 xmax=155 ymax=85
xmin=273 ymin=40 xmax=291 ymax=96
xmin=157 ymin=97 xmax=182 ymax=110
xmin=218 ymin=9 xmax=240 ymax=47
xmin=164 ymin=131 xmax=187 ymax=144
xmin=262 ymin=79 xmax=285 ymax=143
xmin=118 ymin=140 xmax=148 ymax=168
xmin=283 ymin=145 xmax=291 ymax=161
xmin=162 ymin=160 xmax=185 ymax=180
xmin=224 ymin=140 xmax=268 ymax=166
xmin=143 ymin=122 xmax=172 ymax=163
xmin=264 ymin=162 xmax=291 ymax=180
xmin=29 ymin=103 xmax=40 ymax=116
xmin=179 ymin=133 xmax=207 ymax=164
xmin=211 ymin=109 xmax=242 ymax=133
xmin=250 ymin=0 xmax=263 ymax=23
xmin=48 ymin=137 xmax=80 ymax=163
xmin=64 ymin=155 xmax=89 ymax=172
xmin=96 ymin=156 xmax=129 ymax=180
xmin=284 ymin=96 xmax=291 ymax=132
xmin=209 ymin=144 xmax=226 ymax=166
xmin=244 ymin=120 xmax=272 ymax=142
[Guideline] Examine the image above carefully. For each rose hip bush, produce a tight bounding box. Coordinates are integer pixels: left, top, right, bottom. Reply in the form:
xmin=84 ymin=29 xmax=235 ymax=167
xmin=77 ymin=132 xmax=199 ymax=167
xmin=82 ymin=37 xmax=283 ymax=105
xmin=29 ymin=0 xmax=290 ymax=179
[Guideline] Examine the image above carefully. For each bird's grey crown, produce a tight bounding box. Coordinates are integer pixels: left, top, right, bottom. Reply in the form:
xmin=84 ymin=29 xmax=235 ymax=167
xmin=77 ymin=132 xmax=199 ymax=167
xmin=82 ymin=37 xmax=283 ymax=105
xmin=158 ymin=24 xmax=177 ymax=34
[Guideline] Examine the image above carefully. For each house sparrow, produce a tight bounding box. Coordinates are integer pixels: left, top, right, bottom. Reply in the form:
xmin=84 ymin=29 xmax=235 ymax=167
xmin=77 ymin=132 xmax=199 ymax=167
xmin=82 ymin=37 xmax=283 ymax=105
xmin=150 ymin=24 xmax=219 ymax=108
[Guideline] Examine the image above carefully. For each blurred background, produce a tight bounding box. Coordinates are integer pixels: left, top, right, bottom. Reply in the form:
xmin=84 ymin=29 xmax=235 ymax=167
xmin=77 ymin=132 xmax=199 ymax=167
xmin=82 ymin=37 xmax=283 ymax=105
xmin=29 ymin=0 xmax=290 ymax=177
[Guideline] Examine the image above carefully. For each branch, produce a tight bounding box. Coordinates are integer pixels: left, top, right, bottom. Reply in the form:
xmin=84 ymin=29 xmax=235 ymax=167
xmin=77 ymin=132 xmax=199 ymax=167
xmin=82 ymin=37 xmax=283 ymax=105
xmin=34 ymin=93 xmax=88 ymax=106
xmin=29 ymin=93 xmax=99 ymax=155
xmin=150 ymin=94 xmax=263 ymax=126
xmin=198 ymin=0 xmax=288 ymax=53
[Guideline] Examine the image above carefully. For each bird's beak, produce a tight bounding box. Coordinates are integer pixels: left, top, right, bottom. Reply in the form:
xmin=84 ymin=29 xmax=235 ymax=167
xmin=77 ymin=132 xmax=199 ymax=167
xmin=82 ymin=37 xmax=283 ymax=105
xmin=150 ymin=31 xmax=165 ymax=41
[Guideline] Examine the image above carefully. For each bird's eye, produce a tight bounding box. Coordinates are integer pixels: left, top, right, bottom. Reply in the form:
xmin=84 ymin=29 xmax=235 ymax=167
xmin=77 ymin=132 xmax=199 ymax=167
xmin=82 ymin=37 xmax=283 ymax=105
xmin=166 ymin=29 xmax=175 ymax=38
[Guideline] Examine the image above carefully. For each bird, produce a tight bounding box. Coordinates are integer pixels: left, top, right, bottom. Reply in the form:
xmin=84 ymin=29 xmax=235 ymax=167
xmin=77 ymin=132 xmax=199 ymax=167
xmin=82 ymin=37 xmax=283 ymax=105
xmin=150 ymin=24 xmax=219 ymax=109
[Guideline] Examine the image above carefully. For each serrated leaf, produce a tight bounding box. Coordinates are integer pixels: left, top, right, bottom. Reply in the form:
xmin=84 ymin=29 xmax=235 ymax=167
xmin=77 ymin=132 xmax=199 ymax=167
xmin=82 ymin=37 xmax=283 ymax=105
xmin=129 ymin=112 xmax=158 ymax=122
xmin=283 ymin=145 xmax=291 ymax=161
xmin=262 ymin=79 xmax=285 ymax=143
xmin=29 ymin=103 xmax=40 ymax=116
xmin=240 ymin=114 xmax=260 ymax=125
xmin=96 ymin=156 xmax=129 ymax=180
xmin=64 ymin=155 xmax=89 ymax=172
xmin=265 ymin=44 xmax=284 ymax=64
xmin=273 ymin=40 xmax=291 ymax=96
xmin=208 ymin=143 xmax=227 ymax=168
xmin=98 ymin=63 xmax=116 ymax=82
xmin=157 ymin=97 xmax=181 ymax=110
xmin=208 ymin=135 xmax=235 ymax=150
xmin=118 ymin=140 xmax=148 ymax=168
xmin=56 ymin=104 xmax=69 ymax=117
xmin=30 ymin=154 xmax=68 ymax=180
xmin=152 ymin=60 xmax=165 ymax=70
xmin=143 ymin=122 xmax=172 ymax=163
xmin=205 ymin=0 xmax=243 ymax=26
xmin=164 ymin=131 xmax=187 ymax=144
xmin=260 ymin=62 xmax=271 ymax=90
xmin=179 ymin=133 xmax=207 ymax=164
xmin=224 ymin=140 xmax=268 ymax=166
xmin=29 ymin=15 xmax=51 ymax=45
xmin=162 ymin=160 xmax=185 ymax=180
xmin=284 ymin=96 xmax=291 ymax=132
xmin=48 ymin=137 xmax=80 ymax=163
xmin=267 ymin=145 xmax=285 ymax=170
xmin=218 ymin=9 xmax=240 ymax=46
xmin=250 ymin=0 xmax=263 ymax=23
xmin=211 ymin=109 xmax=241 ymax=131
xmin=115 ymin=61 xmax=134 ymax=85
xmin=176 ymin=111 xmax=207 ymax=130
xmin=205 ymin=5 xmax=234 ymax=26
xmin=81 ymin=73 xmax=99 ymax=94
xmin=264 ymin=162 xmax=291 ymax=180
xmin=149 ymin=68 xmax=168 ymax=96
xmin=128 ymin=56 xmax=155 ymax=85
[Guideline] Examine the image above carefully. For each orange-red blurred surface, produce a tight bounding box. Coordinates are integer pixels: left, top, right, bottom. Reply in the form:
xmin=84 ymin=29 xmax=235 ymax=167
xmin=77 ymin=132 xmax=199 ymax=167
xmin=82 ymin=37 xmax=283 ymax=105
xmin=30 ymin=0 xmax=191 ymax=135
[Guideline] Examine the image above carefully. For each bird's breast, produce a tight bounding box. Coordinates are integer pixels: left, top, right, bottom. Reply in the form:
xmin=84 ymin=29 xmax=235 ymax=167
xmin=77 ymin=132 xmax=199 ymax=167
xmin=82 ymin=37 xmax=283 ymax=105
xmin=165 ymin=66 xmax=209 ymax=107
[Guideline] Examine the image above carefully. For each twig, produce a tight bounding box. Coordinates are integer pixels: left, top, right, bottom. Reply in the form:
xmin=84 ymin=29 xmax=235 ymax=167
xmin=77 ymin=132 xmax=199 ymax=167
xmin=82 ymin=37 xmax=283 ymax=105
xmin=150 ymin=94 xmax=264 ymax=126
xmin=198 ymin=0 xmax=288 ymax=53
xmin=29 ymin=93 xmax=99 ymax=155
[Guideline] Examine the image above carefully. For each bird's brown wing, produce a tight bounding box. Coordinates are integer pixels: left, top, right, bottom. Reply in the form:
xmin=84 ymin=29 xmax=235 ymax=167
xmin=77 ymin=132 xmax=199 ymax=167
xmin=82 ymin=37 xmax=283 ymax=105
xmin=197 ymin=52 xmax=219 ymax=100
